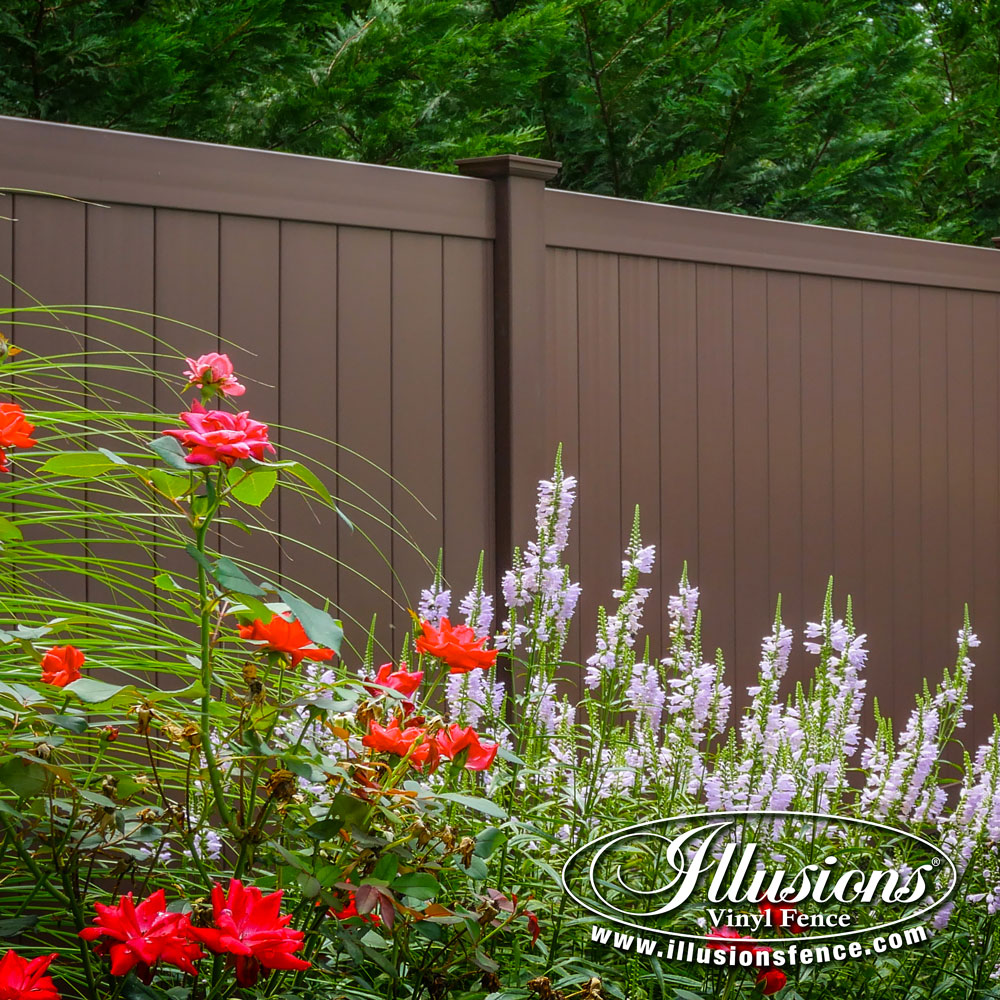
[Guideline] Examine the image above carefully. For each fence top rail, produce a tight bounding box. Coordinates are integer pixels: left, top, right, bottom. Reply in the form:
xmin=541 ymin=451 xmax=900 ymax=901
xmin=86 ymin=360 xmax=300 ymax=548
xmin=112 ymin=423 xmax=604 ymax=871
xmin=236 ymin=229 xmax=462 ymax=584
xmin=0 ymin=116 xmax=494 ymax=240
xmin=545 ymin=187 xmax=1000 ymax=292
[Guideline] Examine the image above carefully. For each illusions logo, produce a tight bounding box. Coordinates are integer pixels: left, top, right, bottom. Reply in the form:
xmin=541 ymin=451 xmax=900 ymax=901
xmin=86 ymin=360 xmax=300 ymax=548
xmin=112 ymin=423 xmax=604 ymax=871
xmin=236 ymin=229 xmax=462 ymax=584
xmin=561 ymin=811 xmax=956 ymax=945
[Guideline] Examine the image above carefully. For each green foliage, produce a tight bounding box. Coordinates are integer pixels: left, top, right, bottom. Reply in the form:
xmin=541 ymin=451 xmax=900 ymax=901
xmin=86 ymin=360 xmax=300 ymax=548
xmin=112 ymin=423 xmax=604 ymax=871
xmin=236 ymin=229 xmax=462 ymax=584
xmin=2 ymin=1 xmax=1000 ymax=243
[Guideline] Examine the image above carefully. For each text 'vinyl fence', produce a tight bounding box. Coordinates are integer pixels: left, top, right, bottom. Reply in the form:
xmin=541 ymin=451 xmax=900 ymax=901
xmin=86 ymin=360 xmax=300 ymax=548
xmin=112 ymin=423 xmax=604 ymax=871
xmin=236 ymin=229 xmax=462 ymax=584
xmin=3 ymin=115 xmax=999 ymax=740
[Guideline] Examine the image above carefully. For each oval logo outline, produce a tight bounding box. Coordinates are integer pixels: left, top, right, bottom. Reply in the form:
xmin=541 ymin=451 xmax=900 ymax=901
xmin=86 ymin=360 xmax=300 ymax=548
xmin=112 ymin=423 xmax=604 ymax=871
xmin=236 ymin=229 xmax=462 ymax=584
xmin=560 ymin=809 xmax=958 ymax=944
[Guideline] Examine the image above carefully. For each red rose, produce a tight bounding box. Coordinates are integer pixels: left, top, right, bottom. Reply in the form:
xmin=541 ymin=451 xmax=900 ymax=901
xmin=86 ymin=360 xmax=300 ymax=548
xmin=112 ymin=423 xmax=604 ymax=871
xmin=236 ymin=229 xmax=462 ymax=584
xmin=415 ymin=617 xmax=498 ymax=674
xmin=239 ymin=613 xmax=334 ymax=668
xmin=183 ymin=353 xmax=245 ymax=399
xmin=0 ymin=403 xmax=37 ymax=474
xmin=330 ymin=891 xmax=381 ymax=926
xmin=706 ymin=927 xmax=772 ymax=957
xmin=362 ymin=720 xmax=435 ymax=768
xmin=0 ymin=950 xmax=60 ymax=1000
xmin=79 ymin=890 xmax=203 ymax=984
xmin=758 ymin=896 xmax=806 ymax=935
xmin=40 ymin=646 xmax=84 ymax=688
xmin=364 ymin=662 xmax=423 ymax=712
xmin=188 ymin=879 xmax=310 ymax=987
xmin=161 ymin=401 xmax=274 ymax=467
xmin=435 ymin=723 xmax=499 ymax=771
xmin=756 ymin=967 xmax=787 ymax=995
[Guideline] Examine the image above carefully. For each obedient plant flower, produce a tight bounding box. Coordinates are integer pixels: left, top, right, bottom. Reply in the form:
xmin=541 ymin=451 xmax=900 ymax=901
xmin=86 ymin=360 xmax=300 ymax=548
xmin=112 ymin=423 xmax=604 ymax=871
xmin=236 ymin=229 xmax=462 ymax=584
xmin=498 ymin=455 xmax=581 ymax=654
xmin=162 ymin=401 xmax=274 ymax=467
xmin=626 ymin=661 xmax=666 ymax=732
xmin=585 ymin=514 xmax=654 ymax=689
xmin=416 ymin=617 xmax=498 ymax=673
xmin=79 ymin=890 xmax=203 ymax=984
xmin=417 ymin=580 xmax=452 ymax=628
xmin=183 ymin=352 xmax=246 ymax=399
xmin=458 ymin=575 xmax=495 ymax=638
xmin=39 ymin=645 xmax=84 ymax=687
xmin=189 ymin=880 xmax=310 ymax=987
xmin=435 ymin=723 xmax=499 ymax=770
xmin=239 ymin=612 xmax=334 ymax=668
xmin=0 ymin=403 xmax=37 ymax=474
xmin=0 ymin=950 xmax=59 ymax=1000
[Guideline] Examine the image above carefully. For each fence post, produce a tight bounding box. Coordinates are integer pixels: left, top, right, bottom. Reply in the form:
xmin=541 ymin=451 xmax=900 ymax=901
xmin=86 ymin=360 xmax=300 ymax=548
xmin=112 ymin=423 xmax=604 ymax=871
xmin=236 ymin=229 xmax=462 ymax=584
xmin=455 ymin=154 xmax=561 ymax=607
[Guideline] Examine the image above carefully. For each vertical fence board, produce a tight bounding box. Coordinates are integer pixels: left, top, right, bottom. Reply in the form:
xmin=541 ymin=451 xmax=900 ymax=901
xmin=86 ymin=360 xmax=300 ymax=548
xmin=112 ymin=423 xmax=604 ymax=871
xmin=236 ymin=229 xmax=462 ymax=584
xmin=659 ymin=260 xmax=699 ymax=621
xmin=891 ymin=285 xmax=923 ymax=726
xmin=442 ymin=237 xmax=493 ymax=618
xmin=278 ymin=221 xmax=339 ymax=608
xmin=390 ymin=232 xmax=443 ymax=640
xmin=767 ymin=272 xmax=803 ymax=680
xmin=218 ymin=216 xmax=281 ymax=585
xmin=800 ymin=276 xmax=834 ymax=617
xmin=860 ymin=281 xmax=893 ymax=721
xmin=84 ymin=205 xmax=156 ymax=681
xmin=576 ymin=252 xmax=620 ymax=672
xmin=336 ymin=227 xmax=393 ymax=658
xmin=918 ymin=287 xmax=948 ymax=713
xmin=153 ymin=210 xmax=219 ymax=677
xmin=732 ymin=269 xmax=770 ymax=681
xmin=618 ymin=255 xmax=662 ymax=654
xmin=12 ymin=196 xmax=88 ymax=603
xmin=543 ymin=247 xmax=582 ymax=668
xmin=0 ymin=211 xmax=14 ymax=603
xmin=971 ymin=293 xmax=1000 ymax=748
xmin=695 ymin=264 xmax=736 ymax=676
xmin=946 ymin=290 xmax=975 ymax=687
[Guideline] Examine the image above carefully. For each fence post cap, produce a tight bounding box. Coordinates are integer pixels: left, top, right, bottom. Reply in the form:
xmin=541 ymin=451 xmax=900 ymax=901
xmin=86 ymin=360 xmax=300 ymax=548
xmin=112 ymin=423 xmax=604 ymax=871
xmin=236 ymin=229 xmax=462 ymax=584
xmin=455 ymin=154 xmax=561 ymax=181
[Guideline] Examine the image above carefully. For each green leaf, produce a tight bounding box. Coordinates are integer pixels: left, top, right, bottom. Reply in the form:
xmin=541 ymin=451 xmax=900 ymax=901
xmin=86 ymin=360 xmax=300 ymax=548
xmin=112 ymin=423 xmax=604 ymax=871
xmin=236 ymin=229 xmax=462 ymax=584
xmin=153 ymin=572 xmax=181 ymax=592
xmin=185 ymin=546 xmax=264 ymax=597
xmin=0 ymin=758 xmax=50 ymax=798
xmin=64 ymin=677 xmax=130 ymax=704
xmin=434 ymin=793 xmax=507 ymax=819
xmin=121 ymin=974 xmax=172 ymax=1000
xmin=148 ymin=468 xmax=190 ymax=499
xmin=214 ymin=557 xmax=264 ymax=596
xmin=229 ymin=592 xmax=273 ymax=621
xmin=278 ymin=589 xmax=343 ymax=654
xmin=49 ymin=714 xmax=88 ymax=734
xmin=78 ymin=788 xmax=116 ymax=808
xmin=0 ymin=914 xmax=40 ymax=939
xmin=229 ymin=467 xmax=278 ymax=506
xmin=297 ymin=873 xmax=321 ymax=898
xmin=474 ymin=827 xmax=506 ymax=859
xmin=0 ymin=515 xmax=22 ymax=541
xmin=97 ymin=447 xmax=131 ymax=466
xmin=326 ymin=792 xmax=369 ymax=832
xmin=40 ymin=451 xmax=117 ymax=477
xmin=392 ymin=872 xmax=439 ymax=900
xmin=149 ymin=435 xmax=193 ymax=472
xmin=374 ymin=854 xmax=399 ymax=882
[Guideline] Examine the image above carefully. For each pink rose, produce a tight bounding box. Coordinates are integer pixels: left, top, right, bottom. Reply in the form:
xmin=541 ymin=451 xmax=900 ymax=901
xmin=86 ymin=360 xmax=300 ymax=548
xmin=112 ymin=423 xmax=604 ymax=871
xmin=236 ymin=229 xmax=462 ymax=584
xmin=162 ymin=402 xmax=275 ymax=467
xmin=183 ymin=353 xmax=246 ymax=398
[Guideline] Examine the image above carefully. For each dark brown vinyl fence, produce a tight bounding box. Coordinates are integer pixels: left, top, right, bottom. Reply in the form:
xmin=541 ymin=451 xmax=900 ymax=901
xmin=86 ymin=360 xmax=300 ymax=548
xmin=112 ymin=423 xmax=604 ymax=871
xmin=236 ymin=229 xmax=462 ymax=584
xmin=3 ymin=115 xmax=999 ymax=739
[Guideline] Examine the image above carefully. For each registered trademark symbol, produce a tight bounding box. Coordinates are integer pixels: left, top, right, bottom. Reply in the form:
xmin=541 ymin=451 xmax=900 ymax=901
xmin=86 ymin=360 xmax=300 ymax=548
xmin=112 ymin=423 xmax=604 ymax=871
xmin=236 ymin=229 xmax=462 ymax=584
xmin=932 ymin=858 xmax=941 ymax=867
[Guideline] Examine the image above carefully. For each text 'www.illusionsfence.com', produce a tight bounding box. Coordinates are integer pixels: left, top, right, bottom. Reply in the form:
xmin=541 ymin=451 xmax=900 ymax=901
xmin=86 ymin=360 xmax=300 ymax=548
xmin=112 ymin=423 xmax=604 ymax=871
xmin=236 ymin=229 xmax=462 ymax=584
xmin=590 ymin=924 xmax=929 ymax=967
